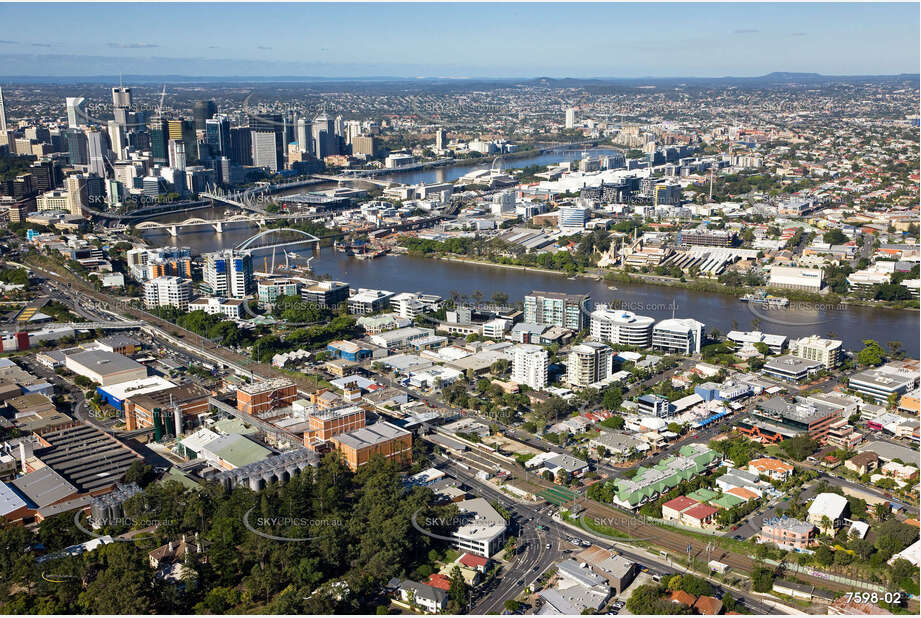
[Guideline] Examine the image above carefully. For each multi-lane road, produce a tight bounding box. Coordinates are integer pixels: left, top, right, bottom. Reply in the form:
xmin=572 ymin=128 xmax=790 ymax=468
xmin=438 ymin=456 xmax=779 ymax=615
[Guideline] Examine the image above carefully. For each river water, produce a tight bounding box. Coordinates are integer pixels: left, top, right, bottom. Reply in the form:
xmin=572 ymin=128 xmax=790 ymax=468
xmin=140 ymin=146 xmax=920 ymax=356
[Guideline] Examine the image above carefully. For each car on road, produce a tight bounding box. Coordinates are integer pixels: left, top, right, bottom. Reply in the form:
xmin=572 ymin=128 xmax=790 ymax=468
xmin=733 ymin=535 xmax=744 ymax=541
xmin=545 ymin=543 xmax=551 ymax=549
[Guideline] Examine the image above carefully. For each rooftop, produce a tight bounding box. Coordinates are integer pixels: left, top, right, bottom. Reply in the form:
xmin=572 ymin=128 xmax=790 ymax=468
xmin=333 ymin=421 xmax=409 ymax=451
xmin=67 ymin=350 xmax=146 ymax=375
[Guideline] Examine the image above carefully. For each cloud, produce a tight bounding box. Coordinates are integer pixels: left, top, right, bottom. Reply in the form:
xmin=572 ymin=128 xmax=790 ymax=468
xmin=0 ymin=40 xmax=18 ymax=44
xmin=257 ymin=45 xmax=272 ymax=50
xmin=31 ymin=43 xmax=52 ymax=47
xmin=107 ymin=42 xmax=160 ymax=49
xmin=791 ymin=32 xmax=807 ymax=37
xmin=732 ymin=28 xmax=760 ymax=34
xmin=208 ymin=45 xmax=221 ymax=49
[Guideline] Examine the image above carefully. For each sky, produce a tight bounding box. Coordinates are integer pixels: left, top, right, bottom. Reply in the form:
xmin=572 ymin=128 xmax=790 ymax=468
xmin=0 ymin=2 xmax=918 ymax=78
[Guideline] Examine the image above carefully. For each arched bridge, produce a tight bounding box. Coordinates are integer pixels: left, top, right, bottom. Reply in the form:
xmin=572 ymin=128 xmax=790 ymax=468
xmin=235 ymin=228 xmax=321 ymax=252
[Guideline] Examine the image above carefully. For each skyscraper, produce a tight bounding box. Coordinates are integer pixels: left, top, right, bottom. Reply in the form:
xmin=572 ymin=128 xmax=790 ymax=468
xmin=565 ymin=107 xmax=577 ymax=129
xmin=205 ymin=115 xmax=231 ymax=157
xmin=148 ymin=118 xmax=169 ymax=164
xmin=112 ymin=86 xmax=132 ymax=127
xmin=65 ymin=128 xmax=88 ymax=165
xmin=86 ymin=128 xmax=108 ymax=178
xmin=295 ymin=116 xmax=311 ymax=154
xmin=229 ymin=127 xmax=253 ymax=166
xmin=167 ymin=139 xmax=187 ymax=171
xmin=111 ymin=87 xmax=132 ymax=109
xmin=312 ymin=112 xmax=337 ymax=158
xmin=0 ymin=86 xmax=7 ymax=133
xmin=435 ymin=128 xmax=447 ymax=151
xmin=167 ymin=119 xmax=197 ymax=163
xmin=66 ymin=97 xmax=87 ymax=128
xmin=192 ymin=100 xmax=217 ymax=131
xmin=252 ymin=131 xmax=279 ymax=172
xmin=107 ymin=120 xmax=124 ymax=160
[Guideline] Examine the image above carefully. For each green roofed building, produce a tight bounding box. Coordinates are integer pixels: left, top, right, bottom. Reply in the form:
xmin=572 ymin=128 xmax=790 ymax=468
xmin=201 ymin=434 xmax=271 ymax=470
xmin=710 ymin=493 xmax=746 ymax=510
xmin=611 ymin=443 xmax=721 ymax=510
xmin=688 ymin=488 xmax=719 ymax=503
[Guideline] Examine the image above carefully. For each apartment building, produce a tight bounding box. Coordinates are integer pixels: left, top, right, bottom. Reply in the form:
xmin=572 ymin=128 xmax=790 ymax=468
xmin=510 ymin=343 xmax=549 ymax=390
xmin=567 ymin=342 xmax=612 ymax=387
xmin=203 ymin=250 xmax=253 ymax=299
xmin=789 ymin=335 xmax=842 ymax=369
xmin=759 ymin=517 xmax=816 ymax=550
xmin=524 ymin=291 xmax=590 ymax=331
xmin=143 ymin=276 xmax=192 ymax=311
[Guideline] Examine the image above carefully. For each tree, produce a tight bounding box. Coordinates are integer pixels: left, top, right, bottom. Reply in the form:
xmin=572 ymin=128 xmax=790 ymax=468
xmin=814 ymin=545 xmax=834 ymax=566
xmin=751 ymin=566 xmax=774 ymax=592
xmin=600 ymin=414 xmax=625 ymax=430
xmin=123 ymin=460 xmax=154 ymax=487
xmin=504 ymin=599 xmax=521 ymax=613
xmin=857 ymin=340 xmax=885 ymax=367
xmin=448 ymin=565 xmax=468 ymax=610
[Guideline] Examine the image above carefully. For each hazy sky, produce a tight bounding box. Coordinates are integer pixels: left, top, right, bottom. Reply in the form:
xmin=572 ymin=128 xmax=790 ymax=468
xmin=0 ymin=2 xmax=918 ymax=77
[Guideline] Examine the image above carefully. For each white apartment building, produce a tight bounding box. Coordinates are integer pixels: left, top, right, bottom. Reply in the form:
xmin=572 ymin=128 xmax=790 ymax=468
xmin=790 ymin=335 xmax=842 ymax=369
xmin=590 ymin=305 xmax=655 ymax=347
xmin=188 ymin=296 xmax=244 ymax=319
xmin=511 ymin=343 xmax=549 ymax=390
xmin=203 ymin=250 xmax=253 ymax=299
xmin=652 ymin=318 xmax=704 ymax=355
xmin=567 ymin=341 xmax=612 ymax=387
xmin=143 ymin=276 xmax=192 ymax=311
xmin=390 ymin=292 xmax=425 ymax=320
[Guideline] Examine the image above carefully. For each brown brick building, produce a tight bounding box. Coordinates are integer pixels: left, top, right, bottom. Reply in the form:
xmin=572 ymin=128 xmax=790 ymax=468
xmin=330 ymin=421 xmax=412 ymax=471
xmin=125 ymin=383 xmax=211 ymax=431
xmin=236 ymin=378 xmax=297 ymax=416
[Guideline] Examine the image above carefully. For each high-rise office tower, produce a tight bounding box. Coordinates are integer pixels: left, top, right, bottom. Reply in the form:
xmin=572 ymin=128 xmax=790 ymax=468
xmin=248 ymin=113 xmax=284 ymax=166
xmin=205 ymin=115 xmax=231 ymax=157
xmin=345 ymin=120 xmax=362 ymax=146
xmin=295 ymin=116 xmax=311 ymax=154
xmin=112 ymin=86 xmax=132 ymax=127
xmin=167 ymin=139 xmax=187 ymax=171
xmin=167 ymin=119 xmax=197 ymax=163
xmin=334 ymin=115 xmax=344 ymax=138
xmin=312 ymin=112 xmax=337 ymax=158
xmin=148 ymin=118 xmax=168 ymax=164
xmin=111 ymin=87 xmax=132 ymax=109
xmin=435 ymin=128 xmax=447 ymax=151
xmin=107 ymin=120 xmax=124 ymax=160
xmin=192 ymin=100 xmax=217 ymax=131
xmin=565 ymin=107 xmax=577 ymax=129
xmin=65 ymin=174 xmax=87 ymax=215
xmin=86 ymin=128 xmax=108 ymax=178
xmin=66 ymin=97 xmax=87 ymax=128
xmin=229 ymin=127 xmax=253 ymax=166
xmin=0 ymin=86 xmax=7 ymax=133
xmin=65 ymin=128 xmax=89 ymax=165
xmin=252 ymin=131 xmax=279 ymax=172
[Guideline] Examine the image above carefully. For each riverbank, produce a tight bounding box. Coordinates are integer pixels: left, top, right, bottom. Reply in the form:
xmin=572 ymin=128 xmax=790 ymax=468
xmin=420 ymin=253 xmax=918 ymax=313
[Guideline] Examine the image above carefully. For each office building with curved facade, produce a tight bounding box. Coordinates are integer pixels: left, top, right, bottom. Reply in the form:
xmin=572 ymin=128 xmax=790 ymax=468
xmin=589 ymin=305 xmax=655 ymax=347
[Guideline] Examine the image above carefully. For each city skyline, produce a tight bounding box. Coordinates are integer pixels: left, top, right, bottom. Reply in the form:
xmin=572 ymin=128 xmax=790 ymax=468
xmin=0 ymin=2 xmax=918 ymax=78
